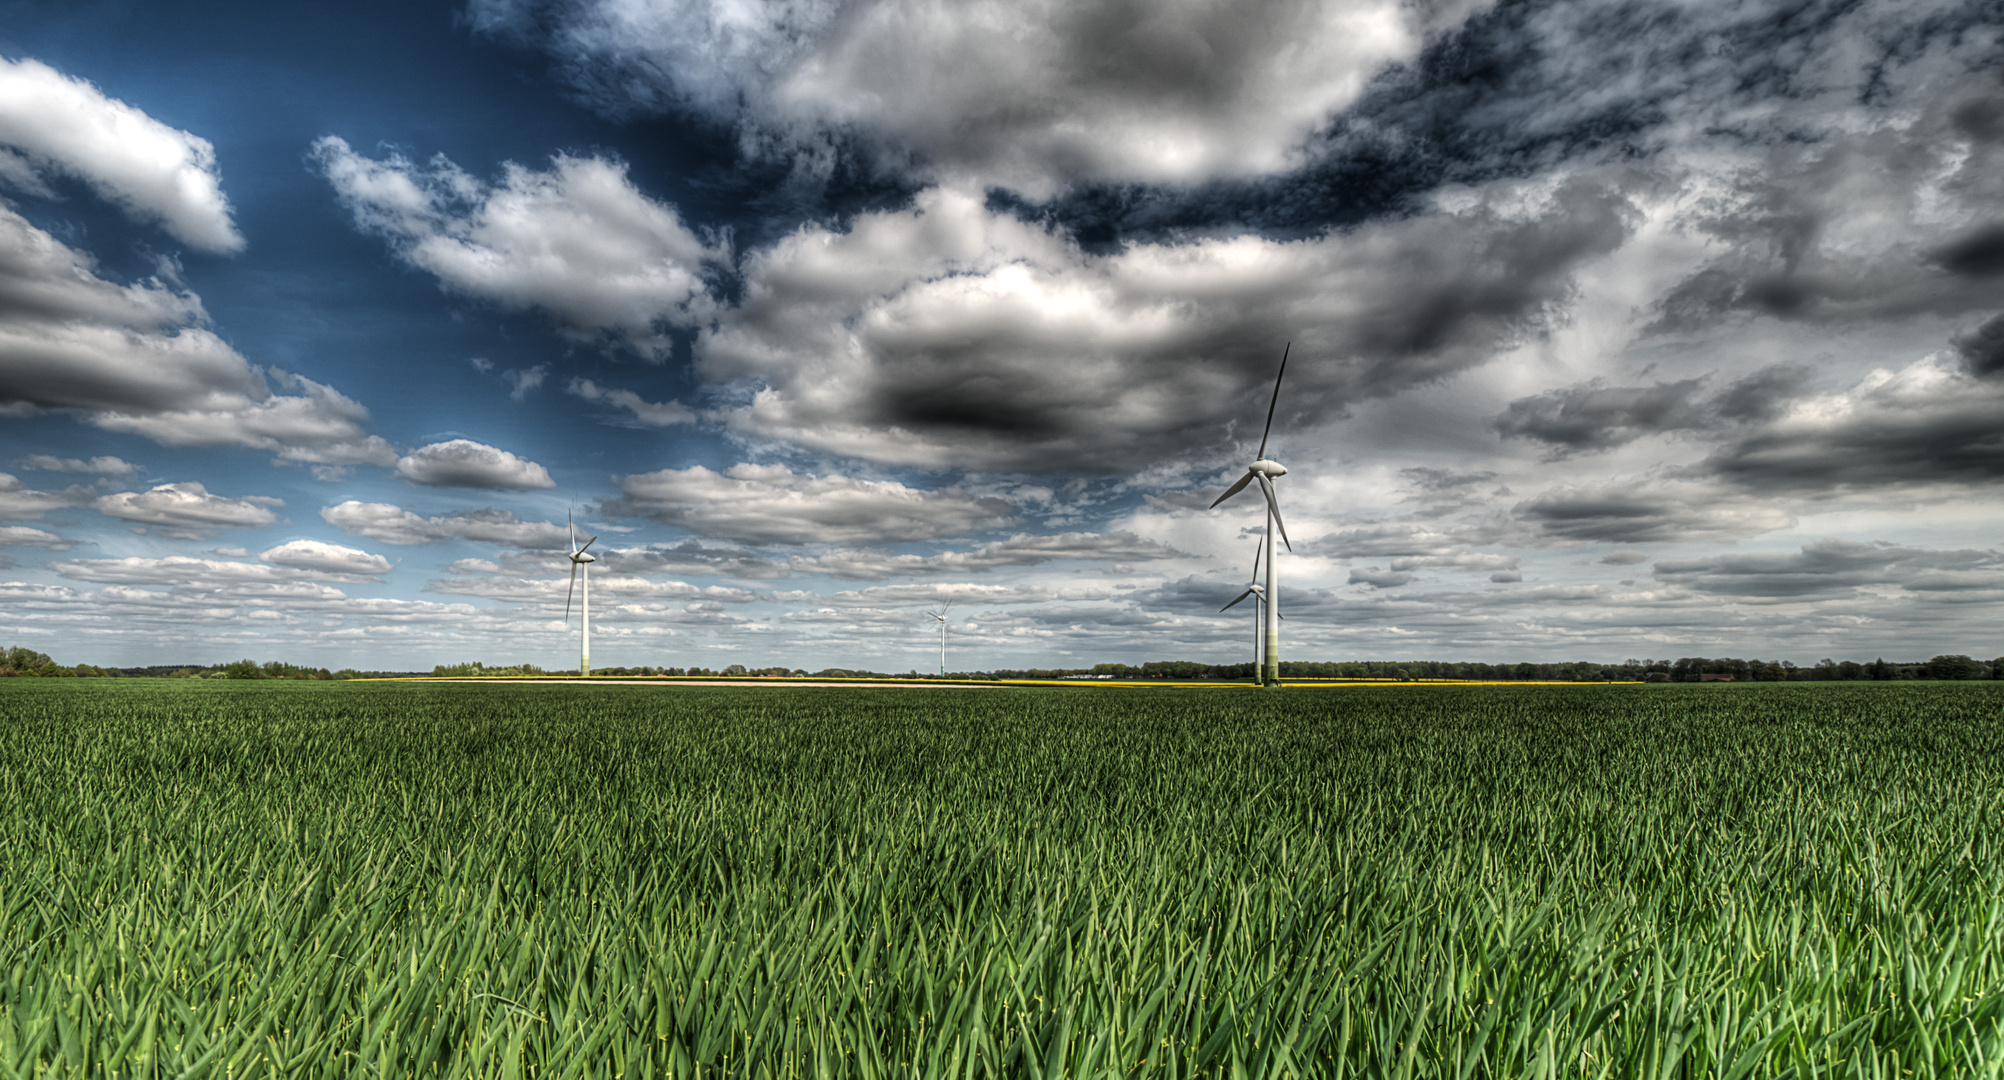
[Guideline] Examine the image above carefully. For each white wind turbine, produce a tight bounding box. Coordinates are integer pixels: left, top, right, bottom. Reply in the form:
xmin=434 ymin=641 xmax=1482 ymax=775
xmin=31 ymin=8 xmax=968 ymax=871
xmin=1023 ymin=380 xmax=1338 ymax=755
xmin=925 ymin=602 xmax=952 ymax=676
xmin=564 ymin=512 xmax=598 ymax=677
xmin=1210 ymin=343 xmax=1292 ymax=687
xmin=1220 ymin=545 xmax=1280 ymax=679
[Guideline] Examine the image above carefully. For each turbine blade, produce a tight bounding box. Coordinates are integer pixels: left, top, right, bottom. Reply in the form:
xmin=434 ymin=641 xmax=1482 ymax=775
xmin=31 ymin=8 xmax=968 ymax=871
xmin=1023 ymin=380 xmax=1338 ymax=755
xmin=1221 ymin=588 xmax=1255 ymax=612
xmin=1257 ymin=473 xmax=1291 ymax=551
xmin=569 ymin=512 xmax=577 ymax=556
xmin=1210 ymin=470 xmax=1255 ymax=509
xmin=579 ymin=534 xmax=597 ymax=555
xmin=1250 ymin=544 xmax=1262 ymax=582
xmin=565 ymin=561 xmax=578 ymax=620
xmin=1256 ymin=341 xmax=1290 ymax=461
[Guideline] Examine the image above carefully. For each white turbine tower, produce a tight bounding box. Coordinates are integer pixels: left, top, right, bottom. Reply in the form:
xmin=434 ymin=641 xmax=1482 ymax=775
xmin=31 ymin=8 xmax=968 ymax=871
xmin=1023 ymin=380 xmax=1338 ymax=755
xmin=1220 ymin=546 xmax=1273 ymax=679
xmin=925 ymin=602 xmax=951 ymax=676
xmin=1211 ymin=344 xmax=1292 ymax=687
xmin=565 ymin=512 xmax=598 ymax=677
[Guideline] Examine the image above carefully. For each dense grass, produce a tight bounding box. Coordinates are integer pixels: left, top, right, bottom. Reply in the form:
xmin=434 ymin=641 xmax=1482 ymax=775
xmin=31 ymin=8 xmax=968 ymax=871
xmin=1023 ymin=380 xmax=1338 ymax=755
xmin=2 ymin=680 xmax=2002 ymax=1077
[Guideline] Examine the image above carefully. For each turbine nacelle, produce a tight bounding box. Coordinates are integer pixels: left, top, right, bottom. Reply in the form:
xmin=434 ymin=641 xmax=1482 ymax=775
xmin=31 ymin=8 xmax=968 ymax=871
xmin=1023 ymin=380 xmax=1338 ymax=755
xmin=570 ymin=550 xmax=597 ymax=564
xmin=1250 ymin=459 xmax=1287 ymax=478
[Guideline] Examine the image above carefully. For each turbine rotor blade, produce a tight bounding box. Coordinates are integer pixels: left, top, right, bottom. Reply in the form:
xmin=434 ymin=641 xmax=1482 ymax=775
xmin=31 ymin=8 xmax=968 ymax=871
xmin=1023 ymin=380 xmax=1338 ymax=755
xmin=1257 ymin=473 xmax=1291 ymax=551
xmin=569 ymin=511 xmax=577 ymax=555
xmin=1256 ymin=342 xmax=1290 ymax=461
xmin=579 ymin=534 xmax=597 ymax=555
xmin=1210 ymin=470 xmax=1255 ymax=509
xmin=566 ymin=561 xmax=578 ymax=620
xmin=1250 ymin=544 xmax=1262 ymax=582
xmin=1221 ymin=589 xmax=1255 ymax=612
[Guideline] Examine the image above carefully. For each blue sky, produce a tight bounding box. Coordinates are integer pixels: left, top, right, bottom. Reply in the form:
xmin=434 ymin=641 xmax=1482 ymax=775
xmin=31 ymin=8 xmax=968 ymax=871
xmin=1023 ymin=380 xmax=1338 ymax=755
xmin=2 ymin=0 xmax=2002 ymax=671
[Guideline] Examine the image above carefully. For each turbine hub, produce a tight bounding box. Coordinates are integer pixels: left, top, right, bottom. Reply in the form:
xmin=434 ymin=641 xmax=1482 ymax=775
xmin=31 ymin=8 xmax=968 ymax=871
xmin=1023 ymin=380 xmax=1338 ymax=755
xmin=1250 ymin=459 xmax=1287 ymax=478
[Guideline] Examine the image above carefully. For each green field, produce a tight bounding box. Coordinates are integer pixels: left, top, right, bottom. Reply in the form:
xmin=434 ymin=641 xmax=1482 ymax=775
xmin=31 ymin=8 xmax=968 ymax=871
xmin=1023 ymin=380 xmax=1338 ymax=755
xmin=2 ymin=680 xmax=2002 ymax=1078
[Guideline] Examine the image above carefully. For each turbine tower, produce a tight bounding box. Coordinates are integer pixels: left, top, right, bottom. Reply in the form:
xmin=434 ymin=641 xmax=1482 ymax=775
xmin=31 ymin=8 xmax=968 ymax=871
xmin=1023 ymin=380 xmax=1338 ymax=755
xmin=1211 ymin=344 xmax=1292 ymax=687
xmin=1220 ymin=546 xmax=1270 ymax=679
xmin=565 ymin=512 xmax=598 ymax=677
xmin=925 ymin=603 xmax=951 ymax=676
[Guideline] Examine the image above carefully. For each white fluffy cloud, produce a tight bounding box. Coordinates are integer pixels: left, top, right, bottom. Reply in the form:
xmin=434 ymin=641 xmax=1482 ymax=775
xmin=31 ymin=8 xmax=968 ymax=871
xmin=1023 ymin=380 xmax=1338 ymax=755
xmin=16 ymin=454 xmax=135 ymax=476
xmin=0 ymin=525 xmax=70 ymax=548
xmin=0 ymin=57 xmax=242 ymax=252
xmin=610 ymin=463 xmax=1016 ymax=545
xmin=567 ymin=378 xmax=693 ymax=426
xmin=468 ymin=0 xmax=1484 ymax=196
xmin=313 ymin=138 xmax=722 ymax=357
xmin=257 ymin=539 xmax=393 ymax=580
xmin=394 ymin=440 xmax=555 ymax=490
xmin=92 ymin=482 xmax=283 ymax=537
xmin=0 ymin=471 xmax=93 ymax=519
xmin=321 ymin=501 xmax=569 ymax=548
xmin=702 ymin=180 xmax=1629 ymax=471
xmin=0 ymin=205 xmax=394 ymax=464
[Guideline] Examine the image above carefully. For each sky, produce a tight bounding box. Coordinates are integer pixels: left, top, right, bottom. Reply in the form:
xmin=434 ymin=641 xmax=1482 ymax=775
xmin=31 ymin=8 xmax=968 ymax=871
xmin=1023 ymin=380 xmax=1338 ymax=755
xmin=1 ymin=0 xmax=2001 ymax=672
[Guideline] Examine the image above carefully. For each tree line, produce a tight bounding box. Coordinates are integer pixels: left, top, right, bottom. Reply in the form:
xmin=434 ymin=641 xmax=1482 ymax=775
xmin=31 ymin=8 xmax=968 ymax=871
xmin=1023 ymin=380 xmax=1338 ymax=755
xmin=5 ymin=646 xmax=2000 ymax=682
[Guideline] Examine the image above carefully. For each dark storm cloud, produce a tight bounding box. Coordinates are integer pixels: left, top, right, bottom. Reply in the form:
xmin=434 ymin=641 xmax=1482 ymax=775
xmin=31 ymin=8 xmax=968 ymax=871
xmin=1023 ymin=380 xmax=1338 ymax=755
xmin=608 ymin=463 xmax=1017 ymax=546
xmin=1646 ymin=77 xmax=2004 ymax=334
xmin=704 ymin=180 xmax=1632 ymax=472
xmin=1349 ymin=567 xmax=1415 ymax=588
xmin=1953 ymin=313 xmax=2004 ymax=377
xmin=1928 ymin=223 xmax=2004 ymax=278
xmin=1517 ymin=483 xmax=1797 ymax=543
xmin=1494 ymin=378 xmax=1707 ymax=452
xmin=1400 ymin=467 xmax=1498 ymax=493
xmin=1494 ymin=366 xmax=1813 ymax=453
xmin=1654 ymin=540 xmax=2004 ymax=599
xmin=466 ymin=0 xmax=1481 ymax=197
xmin=1130 ymin=574 xmax=1345 ymax=618
xmin=1030 ymin=0 xmax=2004 ymax=246
xmin=1702 ymin=357 xmax=2004 ymax=491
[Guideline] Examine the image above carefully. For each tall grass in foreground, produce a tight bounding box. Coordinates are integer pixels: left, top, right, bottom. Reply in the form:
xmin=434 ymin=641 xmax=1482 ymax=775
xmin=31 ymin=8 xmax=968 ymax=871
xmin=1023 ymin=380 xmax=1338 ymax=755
xmin=1 ymin=681 xmax=2001 ymax=1077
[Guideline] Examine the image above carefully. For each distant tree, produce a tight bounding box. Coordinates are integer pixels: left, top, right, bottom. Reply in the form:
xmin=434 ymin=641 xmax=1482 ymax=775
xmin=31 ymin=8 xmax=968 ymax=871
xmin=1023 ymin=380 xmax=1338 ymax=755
xmin=1992 ymin=658 xmax=2004 ymax=680
xmin=1926 ymin=654 xmax=1984 ymax=680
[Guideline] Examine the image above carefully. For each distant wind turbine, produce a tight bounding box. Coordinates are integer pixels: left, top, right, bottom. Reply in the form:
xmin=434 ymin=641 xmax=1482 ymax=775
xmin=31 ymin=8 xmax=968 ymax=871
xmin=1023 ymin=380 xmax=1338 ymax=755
xmin=1220 ymin=545 xmax=1281 ymax=679
xmin=1211 ymin=343 xmax=1293 ymax=687
xmin=925 ymin=602 xmax=952 ymax=676
xmin=565 ymin=511 xmax=598 ymax=677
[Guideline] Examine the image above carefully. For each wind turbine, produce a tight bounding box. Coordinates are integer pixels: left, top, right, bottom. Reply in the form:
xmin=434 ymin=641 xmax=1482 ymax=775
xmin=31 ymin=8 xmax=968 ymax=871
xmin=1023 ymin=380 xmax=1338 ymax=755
xmin=1211 ymin=343 xmax=1292 ymax=687
xmin=565 ymin=511 xmax=598 ymax=677
xmin=1220 ymin=545 xmax=1275 ymax=679
xmin=925 ymin=602 xmax=952 ymax=676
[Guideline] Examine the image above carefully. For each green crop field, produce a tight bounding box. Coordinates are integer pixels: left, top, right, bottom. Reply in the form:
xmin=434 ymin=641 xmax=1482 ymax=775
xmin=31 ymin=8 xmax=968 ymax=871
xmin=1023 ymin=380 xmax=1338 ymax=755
xmin=2 ymin=680 xmax=2002 ymax=1078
